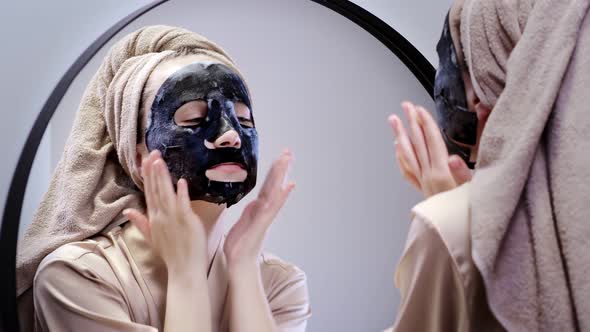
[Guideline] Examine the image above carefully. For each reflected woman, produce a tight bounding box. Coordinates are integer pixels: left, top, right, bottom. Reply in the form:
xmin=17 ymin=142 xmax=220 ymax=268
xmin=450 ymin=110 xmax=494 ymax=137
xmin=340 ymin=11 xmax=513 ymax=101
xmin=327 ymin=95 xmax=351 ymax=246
xmin=388 ymin=0 xmax=590 ymax=330
xmin=16 ymin=26 xmax=310 ymax=332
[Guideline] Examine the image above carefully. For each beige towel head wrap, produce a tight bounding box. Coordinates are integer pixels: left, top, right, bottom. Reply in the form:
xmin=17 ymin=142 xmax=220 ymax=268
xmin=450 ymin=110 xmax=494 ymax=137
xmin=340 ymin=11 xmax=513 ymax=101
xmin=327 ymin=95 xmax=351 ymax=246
xmin=453 ymin=0 xmax=590 ymax=330
xmin=16 ymin=25 xmax=244 ymax=316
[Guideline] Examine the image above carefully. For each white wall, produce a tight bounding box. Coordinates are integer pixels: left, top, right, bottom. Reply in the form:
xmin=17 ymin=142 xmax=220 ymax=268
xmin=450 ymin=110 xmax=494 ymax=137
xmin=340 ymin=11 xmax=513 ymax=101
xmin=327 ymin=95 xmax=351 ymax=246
xmin=0 ymin=0 xmax=152 ymax=232
xmin=2 ymin=1 xmax=451 ymax=331
xmin=349 ymin=0 xmax=453 ymax=65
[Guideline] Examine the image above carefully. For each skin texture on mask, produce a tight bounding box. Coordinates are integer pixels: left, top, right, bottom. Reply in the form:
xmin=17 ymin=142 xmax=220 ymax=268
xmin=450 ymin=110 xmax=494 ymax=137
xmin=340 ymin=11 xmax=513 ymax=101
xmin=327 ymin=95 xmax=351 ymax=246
xmin=434 ymin=12 xmax=478 ymax=169
xmin=146 ymin=62 xmax=258 ymax=207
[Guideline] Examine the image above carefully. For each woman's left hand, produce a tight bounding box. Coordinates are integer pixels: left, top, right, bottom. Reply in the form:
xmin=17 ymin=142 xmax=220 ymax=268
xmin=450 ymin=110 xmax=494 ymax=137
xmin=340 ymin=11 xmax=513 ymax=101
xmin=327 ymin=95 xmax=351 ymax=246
xmin=388 ymin=101 xmax=472 ymax=198
xmin=224 ymin=150 xmax=295 ymax=271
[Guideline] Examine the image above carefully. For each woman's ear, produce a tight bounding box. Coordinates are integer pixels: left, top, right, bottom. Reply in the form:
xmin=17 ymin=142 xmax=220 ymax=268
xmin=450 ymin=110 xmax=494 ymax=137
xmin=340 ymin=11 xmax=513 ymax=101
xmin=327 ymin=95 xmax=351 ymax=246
xmin=473 ymin=95 xmax=492 ymax=123
xmin=462 ymin=69 xmax=492 ymax=122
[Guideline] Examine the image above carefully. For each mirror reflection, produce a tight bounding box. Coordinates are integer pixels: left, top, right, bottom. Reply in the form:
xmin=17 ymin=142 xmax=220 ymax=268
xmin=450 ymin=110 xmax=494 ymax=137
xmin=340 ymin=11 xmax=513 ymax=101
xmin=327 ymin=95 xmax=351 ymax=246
xmin=17 ymin=0 xmax=434 ymax=331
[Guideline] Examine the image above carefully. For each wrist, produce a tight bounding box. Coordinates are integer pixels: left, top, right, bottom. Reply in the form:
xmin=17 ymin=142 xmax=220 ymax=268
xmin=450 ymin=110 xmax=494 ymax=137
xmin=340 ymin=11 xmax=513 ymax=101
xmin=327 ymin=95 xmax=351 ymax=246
xmin=227 ymin=260 xmax=260 ymax=283
xmin=167 ymin=258 xmax=208 ymax=281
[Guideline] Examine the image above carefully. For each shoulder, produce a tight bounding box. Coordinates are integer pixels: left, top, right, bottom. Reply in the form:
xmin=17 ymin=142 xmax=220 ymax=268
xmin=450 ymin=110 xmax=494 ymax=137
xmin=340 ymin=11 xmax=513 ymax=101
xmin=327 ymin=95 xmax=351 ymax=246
xmin=412 ymin=182 xmax=470 ymax=230
xmin=259 ymin=252 xmax=309 ymax=303
xmin=259 ymin=252 xmax=308 ymax=290
xmin=259 ymin=252 xmax=311 ymax=323
xmin=398 ymin=183 xmax=477 ymax=291
xmin=411 ymin=182 xmax=471 ymax=258
xmin=34 ymin=232 xmax=123 ymax=293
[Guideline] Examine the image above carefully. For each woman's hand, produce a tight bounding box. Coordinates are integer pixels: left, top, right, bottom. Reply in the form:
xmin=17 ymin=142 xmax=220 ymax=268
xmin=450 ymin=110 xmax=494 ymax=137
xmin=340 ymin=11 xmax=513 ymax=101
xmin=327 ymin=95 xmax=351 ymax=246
xmin=388 ymin=101 xmax=472 ymax=198
xmin=224 ymin=150 xmax=295 ymax=272
xmin=224 ymin=150 xmax=294 ymax=332
xmin=124 ymin=150 xmax=208 ymax=275
xmin=125 ymin=150 xmax=212 ymax=332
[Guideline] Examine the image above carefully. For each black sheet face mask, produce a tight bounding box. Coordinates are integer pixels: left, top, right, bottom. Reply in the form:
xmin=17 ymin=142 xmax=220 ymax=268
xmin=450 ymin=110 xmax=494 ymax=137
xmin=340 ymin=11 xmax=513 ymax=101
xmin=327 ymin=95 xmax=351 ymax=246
xmin=434 ymin=12 xmax=478 ymax=169
xmin=146 ymin=62 xmax=258 ymax=207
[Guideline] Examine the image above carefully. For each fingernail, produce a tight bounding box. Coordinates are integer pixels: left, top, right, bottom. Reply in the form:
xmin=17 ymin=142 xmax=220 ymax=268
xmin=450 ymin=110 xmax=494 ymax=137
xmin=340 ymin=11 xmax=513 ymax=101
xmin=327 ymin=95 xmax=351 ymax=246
xmin=388 ymin=114 xmax=397 ymax=125
xmin=122 ymin=209 xmax=130 ymax=215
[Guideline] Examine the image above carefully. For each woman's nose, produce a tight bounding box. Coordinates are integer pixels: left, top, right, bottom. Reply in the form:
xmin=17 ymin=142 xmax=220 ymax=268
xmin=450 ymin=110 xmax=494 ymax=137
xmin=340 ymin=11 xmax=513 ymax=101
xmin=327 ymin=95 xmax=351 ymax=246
xmin=209 ymin=129 xmax=241 ymax=149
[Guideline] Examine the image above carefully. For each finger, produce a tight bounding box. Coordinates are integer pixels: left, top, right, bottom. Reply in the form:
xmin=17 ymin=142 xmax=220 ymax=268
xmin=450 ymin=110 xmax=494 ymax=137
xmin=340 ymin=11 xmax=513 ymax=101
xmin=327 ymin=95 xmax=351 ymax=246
xmin=388 ymin=114 xmax=420 ymax=174
xmin=258 ymin=181 xmax=295 ymax=220
xmin=154 ymin=159 xmax=176 ymax=208
xmin=273 ymin=181 xmax=296 ymax=211
xmin=148 ymin=153 xmax=163 ymax=212
xmin=259 ymin=150 xmax=292 ymax=201
xmin=142 ymin=157 xmax=153 ymax=209
xmin=243 ymin=199 xmax=263 ymax=220
xmin=449 ymin=155 xmax=473 ymax=185
xmin=144 ymin=153 xmax=158 ymax=217
xmin=254 ymin=182 xmax=295 ymax=231
xmin=176 ymin=178 xmax=192 ymax=214
xmin=416 ymin=106 xmax=449 ymax=170
xmin=395 ymin=143 xmax=422 ymax=191
xmin=123 ymin=209 xmax=151 ymax=241
xmin=403 ymin=102 xmax=430 ymax=172
xmin=231 ymin=200 xmax=265 ymax=239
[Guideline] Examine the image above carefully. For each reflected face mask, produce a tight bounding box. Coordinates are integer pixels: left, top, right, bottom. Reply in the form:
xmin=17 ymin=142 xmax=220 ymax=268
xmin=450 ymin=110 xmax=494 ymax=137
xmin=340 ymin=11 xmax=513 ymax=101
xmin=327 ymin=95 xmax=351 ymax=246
xmin=434 ymin=12 xmax=478 ymax=169
xmin=146 ymin=62 xmax=258 ymax=207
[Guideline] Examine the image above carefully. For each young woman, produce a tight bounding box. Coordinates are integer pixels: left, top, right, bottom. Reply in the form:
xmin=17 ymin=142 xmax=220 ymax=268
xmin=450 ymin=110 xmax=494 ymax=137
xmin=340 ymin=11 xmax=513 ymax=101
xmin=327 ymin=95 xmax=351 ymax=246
xmin=387 ymin=0 xmax=590 ymax=330
xmin=17 ymin=26 xmax=310 ymax=332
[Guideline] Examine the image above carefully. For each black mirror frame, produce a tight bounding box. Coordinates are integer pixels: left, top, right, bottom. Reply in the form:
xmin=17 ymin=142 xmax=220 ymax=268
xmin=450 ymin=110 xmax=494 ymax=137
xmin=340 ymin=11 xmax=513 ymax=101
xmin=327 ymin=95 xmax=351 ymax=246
xmin=0 ymin=1 xmax=434 ymax=330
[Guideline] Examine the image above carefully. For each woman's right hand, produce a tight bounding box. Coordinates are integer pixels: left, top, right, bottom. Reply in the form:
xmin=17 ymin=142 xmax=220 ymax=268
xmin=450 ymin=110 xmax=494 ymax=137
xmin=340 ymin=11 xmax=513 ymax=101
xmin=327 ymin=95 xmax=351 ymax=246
xmin=388 ymin=101 xmax=472 ymax=198
xmin=123 ymin=150 xmax=208 ymax=275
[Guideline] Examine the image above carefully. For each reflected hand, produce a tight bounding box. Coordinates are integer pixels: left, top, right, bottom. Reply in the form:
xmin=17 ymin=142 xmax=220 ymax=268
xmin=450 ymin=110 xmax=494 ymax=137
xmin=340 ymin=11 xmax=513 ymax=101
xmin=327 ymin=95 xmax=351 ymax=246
xmin=224 ymin=150 xmax=295 ymax=271
xmin=124 ymin=150 xmax=208 ymax=275
xmin=388 ymin=101 xmax=472 ymax=198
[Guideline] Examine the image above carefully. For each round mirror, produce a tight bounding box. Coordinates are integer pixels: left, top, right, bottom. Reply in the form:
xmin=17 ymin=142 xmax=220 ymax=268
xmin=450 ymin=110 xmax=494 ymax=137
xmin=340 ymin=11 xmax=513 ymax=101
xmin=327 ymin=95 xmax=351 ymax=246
xmin=2 ymin=1 xmax=441 ymax=330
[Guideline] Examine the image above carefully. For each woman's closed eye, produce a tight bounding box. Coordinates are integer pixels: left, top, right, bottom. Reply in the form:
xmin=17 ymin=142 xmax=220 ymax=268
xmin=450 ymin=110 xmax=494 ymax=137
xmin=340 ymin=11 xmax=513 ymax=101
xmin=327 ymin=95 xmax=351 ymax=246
xmin=238 ymin=116 xmax=254 ymax=128
xmin=174 ymin=100 xmax=208 ymax=127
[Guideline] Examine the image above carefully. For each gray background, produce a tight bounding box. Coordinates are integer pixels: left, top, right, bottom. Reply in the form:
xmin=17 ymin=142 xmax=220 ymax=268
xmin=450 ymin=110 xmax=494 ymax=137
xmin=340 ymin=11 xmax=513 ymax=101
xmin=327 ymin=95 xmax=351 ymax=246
xmin=1 ymin=0 xmax=451 ymax=331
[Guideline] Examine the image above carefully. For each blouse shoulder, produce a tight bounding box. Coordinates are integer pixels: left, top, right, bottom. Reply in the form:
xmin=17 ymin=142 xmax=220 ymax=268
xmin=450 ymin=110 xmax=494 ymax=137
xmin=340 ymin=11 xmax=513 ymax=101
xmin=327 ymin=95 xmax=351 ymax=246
xmin=412 ymin=183 xmax=471 ymax=240
xmin=259 ymin=251 xmax=308 ymax=300
xmin=260 ymin=252 xmax=306 ymax=279
xmin=409 ymin=182 xmax=482 ymax=296
xmin=34 ymin=230 xmax=125 ymax=291
xmin=411 ymin=184 xmax=471 ymax=267
xmin=259 ymin=252 xmax=311 ymax=327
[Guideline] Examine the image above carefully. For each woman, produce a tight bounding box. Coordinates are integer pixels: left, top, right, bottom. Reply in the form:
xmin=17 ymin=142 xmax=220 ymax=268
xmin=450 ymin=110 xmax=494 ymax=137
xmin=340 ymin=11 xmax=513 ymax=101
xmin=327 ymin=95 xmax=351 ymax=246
xmin=16 ymin=26 xmax=310 ymax=331
xmin=388 ymin=0 xmax=590 ymax=330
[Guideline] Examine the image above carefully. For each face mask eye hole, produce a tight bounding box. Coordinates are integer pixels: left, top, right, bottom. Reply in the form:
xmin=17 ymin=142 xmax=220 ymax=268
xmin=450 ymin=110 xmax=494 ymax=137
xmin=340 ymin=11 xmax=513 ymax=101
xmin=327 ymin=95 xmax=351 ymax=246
xmin=234 ymin=101 xmax=254 ymax=128
xmin=174 ymin=100 xmax=208 ymax=127
xmin=238 ymin=117 xmax=254 ymax=128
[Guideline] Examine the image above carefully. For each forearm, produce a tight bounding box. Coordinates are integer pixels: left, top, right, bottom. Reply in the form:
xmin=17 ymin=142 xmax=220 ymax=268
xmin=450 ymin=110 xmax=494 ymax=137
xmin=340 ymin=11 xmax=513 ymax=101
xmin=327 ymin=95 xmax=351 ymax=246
xmin=164 ymin=268 xmax=212 ymax=332
xmin=228 ymin=263 xmax=277 ymax=332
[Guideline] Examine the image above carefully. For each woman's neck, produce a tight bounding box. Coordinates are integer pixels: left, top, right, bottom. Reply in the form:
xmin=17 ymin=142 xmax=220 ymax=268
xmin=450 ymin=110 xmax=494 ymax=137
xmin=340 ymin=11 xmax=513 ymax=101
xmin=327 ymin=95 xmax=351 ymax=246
xmin=190 ymin=200 xmax=226 ymax=267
